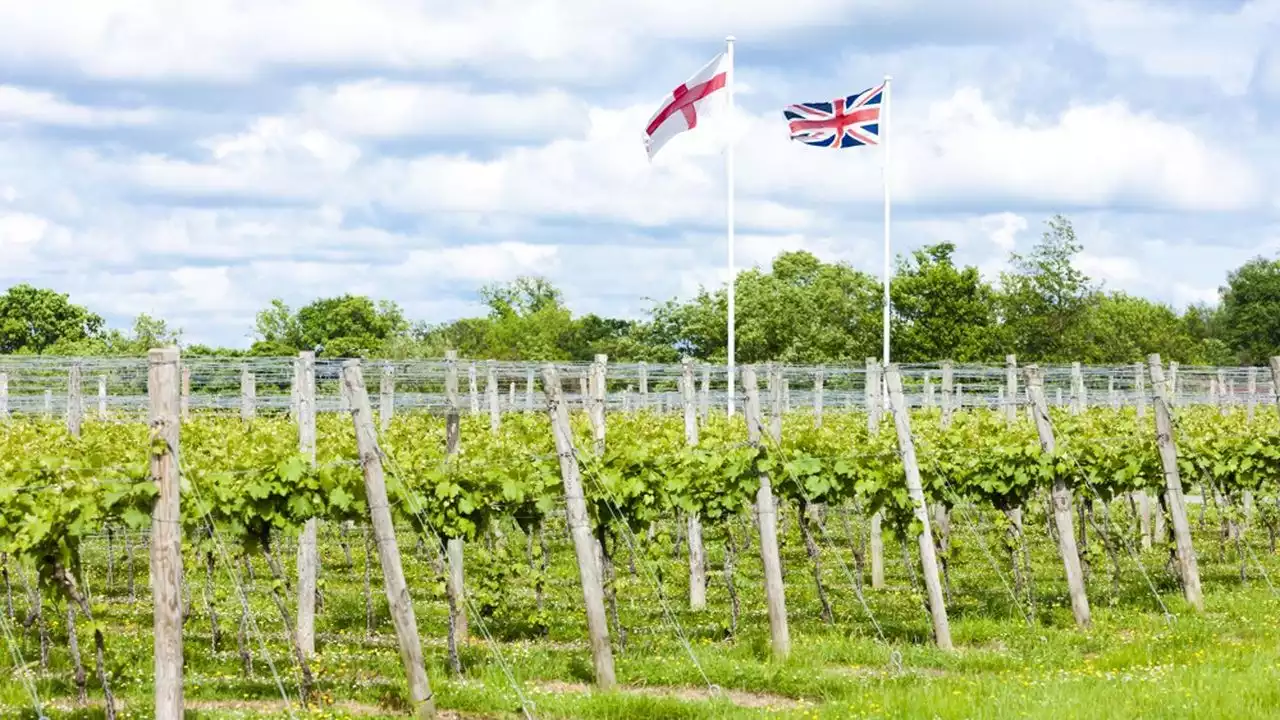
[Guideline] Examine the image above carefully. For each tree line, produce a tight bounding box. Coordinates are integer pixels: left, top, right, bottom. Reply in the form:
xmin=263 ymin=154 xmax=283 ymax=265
xmin=2 ymin=216 xmax=1277 ymax=366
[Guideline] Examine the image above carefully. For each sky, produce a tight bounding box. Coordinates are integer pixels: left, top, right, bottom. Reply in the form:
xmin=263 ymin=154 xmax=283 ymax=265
xmin=1 ymin=0 xmax=1278 ymax=348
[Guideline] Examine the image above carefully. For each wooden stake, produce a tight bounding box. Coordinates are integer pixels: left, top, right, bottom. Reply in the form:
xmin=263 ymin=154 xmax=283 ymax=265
xmin=344 ymin=361 xmax=436 ymax=717
xmin=380 ymin=364 xmax=395 ymax=432
xmin=1025 ymin=366 xmax=1091 ymax=628
xmin=941 ymin=361 xmax=954 ymax=426
xmin=486 ymin=361 xmax=500 ymax=432
xmin=867 ymin=358 xmax=885 ymax=590
xmin=240 ymin=365 xmax=255 ymax=423
xmin=1005 ymin=355 xmax=1017 ymax=424
xmin=682 ymin=359 xmax=706 ymax=611
xmin=884 ymin=365 xmax=952 ymax=650
xmin=1148 ymin=355 xmax=1202 ymax=610
xmin=541 ymin=365 xmax=616 ymax=688
xmin=813 ymin=367 xmax=825 ymax=428
xmin=0 ymin=372 xmax=7 ymax=419
xmin=468 ymin=362 xmax=480 ymax=415
xmin=180 ymin=365 xmax=190 ymax=421
xmin=444 ymin=351 xmax=469 ymax=645
xmin=742 ymin=366 xmax=790 ymax=659
xmin=97 ymin=376 xmax=107 ymax=420
xmin=149 ymin=348 xmax=183 ymax=720
xmin=295 ymin=352 xmax=318 ymax=659
xmin=67 ymin=363 xmax=83 ymax=438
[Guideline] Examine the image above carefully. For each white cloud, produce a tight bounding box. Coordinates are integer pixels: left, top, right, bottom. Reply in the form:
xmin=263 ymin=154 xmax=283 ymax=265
xmin=1077 ymin=252 xmax=1140 ymax=284
xmin=1073 ymin=0 xmax=1280 ymax=95
xmin=979 ymin=212 xmax=1027 ymax=252
xmin=0 ymin=85 xmax=157 ymax=127
xmin=0 ymin=0 xmax=1058 ymax=82
xmin=296 ymin=80 xmax=591 ymax=140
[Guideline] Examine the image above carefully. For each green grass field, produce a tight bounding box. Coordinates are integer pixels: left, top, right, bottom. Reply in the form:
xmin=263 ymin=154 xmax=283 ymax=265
xmin=3 ymin=497 xmax=1279 ymax=719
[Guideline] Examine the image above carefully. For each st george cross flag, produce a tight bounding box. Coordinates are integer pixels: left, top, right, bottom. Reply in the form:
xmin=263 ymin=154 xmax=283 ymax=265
xmin=783 ymin=83 xmax=884 ymax=148
xmin=643 ymin=52 xmax=730 ymax=159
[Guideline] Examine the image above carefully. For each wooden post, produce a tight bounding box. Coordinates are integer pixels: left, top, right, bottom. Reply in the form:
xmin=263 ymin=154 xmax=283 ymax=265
xmin=700 ymin=365 xmax=710 ymax=423
xmin=1271 ymin=359 xmax=1280 ymax=420
xmin=580 ymin=374 xmax=590 ymax=412
xmin=1025 ymin=365 xmax=1092 ymax=628
xmin=0 ymin=372 xmax=7 ymax=420
xmin=1248 ymin=367 xmax=1258 ymax=422
xmin=884 ymin=365 xmax=952 ymax=650
xmin=782 ymin=378 xmax=791 ymax=413
xmin=682 ymin=359 xmax=707 ymax=611
xmin=589 ymin=355 xmax=607 ymax=455
xmin=867 ymin=358 xmax=885 ymax=590
xmin=180 ymin=365 xmax=190 ymax=421
xmin=1070 ymin=362 xmax=1083 ymax=414
xmin=813 ymin=367 xmax=825 ymax=428
xmin=97 ymin=376 xmax=107 ymax=420
xmin=1135 ymin=362 xmax=1147 ymax=417
xmin=941 ymin=361 xmax=954 ymax=426
xmin=1108 ymin=376 xmax=1117 ymax=409
xmin=486 ymin=361 xmax=500 ymax=433
xmin=1168 ymin=361 xmax=1179 ymax=406
xmin=1005 ymin=355 xmax=1017 ymax=424
xmin=343 ymin=360 xmax=437 ymax=717
xmin=924 ymin=371 xmax=935 ymax=409
xmin=240 ymin=365 xmax=255 ymax=423
xmin=541 ymin=365 xmax=616 ymax=688
xmin=1216 ymin=370 xmax=1228 ymax=415
xmin=525 ymin=368 xmax=535 ymax=412
xmin=639 ymin=362 xmax=649 ymax=409
xmin=44 ymin=388 xmax=52 ymax=415
xmin=1147 ymin=354 xmax=1203 ymax=611
xmin=67 ymin=363 xmax=83 ymax=438
xmin=468 ymin=362 xmax=480 ymax=415
xmin=149 ymin=348 xmax=183 ymax=720
xmin=509 ymin=382 xmax=516 ymax=408
xmin=1134 ymin=362 xmax=1151 ymax=550
xmin=379 ymin=364 xmax=395 ymax=432
xmin=444 ymin=351 xmax=469 ymax=645
xmin=742 ymin=366 xmax=790 ymax=658
xmin=295 ymin=352 xmax=318 ymax=659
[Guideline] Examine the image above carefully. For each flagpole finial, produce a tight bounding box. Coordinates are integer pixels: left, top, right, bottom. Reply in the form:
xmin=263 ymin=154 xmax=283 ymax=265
xmin=726 ymin=34 xmax=736 ymax=43
xmin=884 ymin=73 xmax=892 ymax=82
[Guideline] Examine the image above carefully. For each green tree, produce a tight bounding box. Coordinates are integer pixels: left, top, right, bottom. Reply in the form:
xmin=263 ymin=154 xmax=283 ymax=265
xmin=649 ymin=251 xmax=880 ymax=363
xmin=250 ymin=294 xmax=409 ymax=357
xmin=997 ymin=215 xmax=1097 ymax=361
xmin=890 ymin=242 xmax=997 ymax=362
xmin=1219 ymin=257 xmax=1280 ymax=365
xmin=1075 ymin=292 xmax=1199 ymax=363
xmin=0 ymin=284 xmax=105 ymax=354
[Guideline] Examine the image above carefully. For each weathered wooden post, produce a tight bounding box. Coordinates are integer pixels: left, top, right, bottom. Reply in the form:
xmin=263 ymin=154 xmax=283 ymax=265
xmin=742 ymin=366 xmax=790 ymax=658
xmin=67 ymin=363 xmax=83 ymax=438
xmin=1005 ymin=355 xmax=1018 ymax=424
xmin=149 ymin=348 xmax=183 ymax=720
xmin=682 ymin=359 xmax=707 ymax=611
xmin=444 ymin=351 xmax=468 ymax=650
xmin=542 ymin=365 xmax=616 ymax=688
xmin=1025 ymin=365 xmax=1091 ymax=628
xmin=97 ymin=376 xmax=107 ymax=420
xmin=813 ymin=367 xmax=825 ymax=428
xmin=468 ymin=362 xmax=480 ymax=415
xmin=884 ymin=365 xmax=952 ymax=650
xmin=240 ymin=365 xmax=255 ymax=423
xmin=867 ymin=358 xmax=885 ymax=590
xmin=343 ymin=360 xmax=437 ymax=717
xmin=1148 ymin=354 xmax=1203 ymax=611
xmin=180 ymin=365 xmax=190 ymax=421
xmin=295 ymin=352 xmax=318 ymax=658
xmin=486 ymin=361 xmax=500 ymax=432
xmin=380 ymin=364 xmax=395 ymax=432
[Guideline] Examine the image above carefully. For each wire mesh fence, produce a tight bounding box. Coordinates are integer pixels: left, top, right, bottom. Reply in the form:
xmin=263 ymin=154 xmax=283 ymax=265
xmin=0 ymin=355 xmax=1271 ymax=418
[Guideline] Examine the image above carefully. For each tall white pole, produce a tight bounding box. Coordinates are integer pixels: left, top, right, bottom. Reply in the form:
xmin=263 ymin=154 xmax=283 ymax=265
xmin=726 ymin=35 xmax=737 ymax=417
xmin=881 ymin=74 xmax=892 ymax=367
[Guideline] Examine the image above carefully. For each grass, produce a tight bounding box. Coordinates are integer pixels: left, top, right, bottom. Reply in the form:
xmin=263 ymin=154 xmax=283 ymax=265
xmin=3 ymin=498 xmax=1280 ymax=719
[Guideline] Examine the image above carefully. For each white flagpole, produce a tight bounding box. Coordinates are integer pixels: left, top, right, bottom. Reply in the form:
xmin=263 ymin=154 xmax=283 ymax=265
xmin=881 ymin=74 xmax=892 ymax=369
xmin=726 ymin=35 xmax=737 ymax=417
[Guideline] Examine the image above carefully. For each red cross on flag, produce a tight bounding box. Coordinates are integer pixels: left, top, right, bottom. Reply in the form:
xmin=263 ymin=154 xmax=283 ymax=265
xmin=643 ymin=51 xmax=730 ymax=160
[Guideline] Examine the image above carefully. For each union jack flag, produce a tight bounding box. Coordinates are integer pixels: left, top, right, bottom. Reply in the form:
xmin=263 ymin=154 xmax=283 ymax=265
xmin=783 ymin=84 xmax=883 ymax=148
